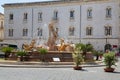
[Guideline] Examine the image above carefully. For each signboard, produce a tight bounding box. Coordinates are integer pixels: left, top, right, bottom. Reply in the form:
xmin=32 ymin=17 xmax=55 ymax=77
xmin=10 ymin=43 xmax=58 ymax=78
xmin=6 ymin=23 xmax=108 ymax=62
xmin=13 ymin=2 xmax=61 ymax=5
xmin=53 ymin=57 xmax=60 ymax=62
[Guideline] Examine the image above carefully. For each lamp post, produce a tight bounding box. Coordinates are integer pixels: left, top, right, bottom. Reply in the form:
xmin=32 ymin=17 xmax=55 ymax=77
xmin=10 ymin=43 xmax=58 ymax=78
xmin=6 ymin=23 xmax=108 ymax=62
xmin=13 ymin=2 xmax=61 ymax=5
xmin=106 ymin=38 xmax=108 ymax=44
xmin=105 ymin=36 xmax=108 ymax=52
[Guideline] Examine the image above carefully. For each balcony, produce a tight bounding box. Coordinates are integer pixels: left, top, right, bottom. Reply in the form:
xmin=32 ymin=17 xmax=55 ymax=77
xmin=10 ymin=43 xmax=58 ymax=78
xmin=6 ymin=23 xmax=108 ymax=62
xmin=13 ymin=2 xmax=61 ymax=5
xmin=0 ymin=26 xmax=3 ymax=30
xmin=52 ymin=17 xmax=59 ymax=22
xmin=9 ymin=20 xmax=14 ymax=24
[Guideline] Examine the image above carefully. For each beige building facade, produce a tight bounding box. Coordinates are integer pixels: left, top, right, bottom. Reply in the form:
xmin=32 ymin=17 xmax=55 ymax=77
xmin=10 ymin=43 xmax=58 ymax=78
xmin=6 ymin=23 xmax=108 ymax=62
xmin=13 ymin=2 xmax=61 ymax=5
xmin=0 ymin=13 xmax=4 ymax=41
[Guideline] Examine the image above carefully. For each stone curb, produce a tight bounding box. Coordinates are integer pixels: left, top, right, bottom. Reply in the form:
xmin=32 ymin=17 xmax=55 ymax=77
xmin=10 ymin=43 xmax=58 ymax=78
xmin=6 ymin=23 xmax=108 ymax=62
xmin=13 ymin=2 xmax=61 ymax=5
xmin=0 ymin=61 xmax=105 ymax=68
xmin=0 ymin=64 xmax=105 ymax=68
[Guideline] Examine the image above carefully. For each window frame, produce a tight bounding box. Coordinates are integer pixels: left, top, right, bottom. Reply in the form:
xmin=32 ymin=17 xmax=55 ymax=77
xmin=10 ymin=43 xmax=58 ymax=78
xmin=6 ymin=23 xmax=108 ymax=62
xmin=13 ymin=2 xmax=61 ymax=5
xmin=70 ymin=10 xmax=75 ymax=20
xmin=23 ymin=13 xmax=28 ymax=21
xmin=1 ymin=21 xmax=3 ymax=27
xmin=87 ymin=8 xmax=92 ymax=19
xmin=23 ymin=28 xmax=28 ymax=36
xmin=104 ymin=26 xmax=112 ymax=36
xmin=69 ymin=26 xmax=75 ymax=36
xmin=9 ymin=14 xmax=13 ymax=20
xmin=8 ymin=29 xmax=14 ymax=37
xmin=86 ymin=27 xmax=93 ymax=36
xmin=38 ymin=12 xmax=42 ymax=21
xmin=106 ymin=7 xmax=112 ymax=18
xmin=53 ymin=11 xmax=58 ymax=20
xmin=37 ymin=28 xmax=43 ymax=36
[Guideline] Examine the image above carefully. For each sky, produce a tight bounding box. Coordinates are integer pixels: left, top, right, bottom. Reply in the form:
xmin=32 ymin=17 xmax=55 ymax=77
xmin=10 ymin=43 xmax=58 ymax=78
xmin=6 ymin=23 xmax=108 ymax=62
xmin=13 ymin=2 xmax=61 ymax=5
xmin=0 ymin=0 xmax=56 ymax=14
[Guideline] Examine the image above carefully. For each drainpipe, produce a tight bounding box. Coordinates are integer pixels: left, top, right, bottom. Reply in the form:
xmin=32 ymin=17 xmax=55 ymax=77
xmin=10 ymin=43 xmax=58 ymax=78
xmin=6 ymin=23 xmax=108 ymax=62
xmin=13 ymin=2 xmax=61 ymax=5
xmin=79 ymin=5 xmax=82 ymax=43
xmin=118 ymin=1 xmax=120 ymax=48
xmin=31 ymin=8 xmax=34 ymax=39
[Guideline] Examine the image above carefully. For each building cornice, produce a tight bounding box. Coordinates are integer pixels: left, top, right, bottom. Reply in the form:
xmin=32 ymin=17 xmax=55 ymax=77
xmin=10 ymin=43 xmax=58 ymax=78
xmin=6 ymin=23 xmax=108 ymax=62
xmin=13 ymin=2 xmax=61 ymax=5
xmin=0 ymin=13 xmax=4 ymax=16
xmin=0 ymin=13 xmax=4 ymax=20
xmin=2 ymin=0 xmax=110 ymax=8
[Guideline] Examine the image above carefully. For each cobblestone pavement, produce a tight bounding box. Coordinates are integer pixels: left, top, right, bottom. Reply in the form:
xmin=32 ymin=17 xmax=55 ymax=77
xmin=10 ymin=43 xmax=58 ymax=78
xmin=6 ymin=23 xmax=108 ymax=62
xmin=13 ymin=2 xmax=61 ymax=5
xmin=0 ymin=57 xmax=119 ymax=80
xmin=0 ymin=64 xmax=120 ymax=80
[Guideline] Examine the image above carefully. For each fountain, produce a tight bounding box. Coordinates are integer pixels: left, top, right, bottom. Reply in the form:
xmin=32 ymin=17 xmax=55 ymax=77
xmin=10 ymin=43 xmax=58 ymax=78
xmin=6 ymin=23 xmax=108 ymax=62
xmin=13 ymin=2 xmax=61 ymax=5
xmin=46 ymin=21 xmax=74 ymax=52
xmin=22 ymin=21 xmax=74 ymax=52
xmin=14 ymin=21 xmax=74 ymax=62
xmin=47 ymin=21 xmax=58 ymax=51
xmin=23 ymin=39 xmax=36 ymax=51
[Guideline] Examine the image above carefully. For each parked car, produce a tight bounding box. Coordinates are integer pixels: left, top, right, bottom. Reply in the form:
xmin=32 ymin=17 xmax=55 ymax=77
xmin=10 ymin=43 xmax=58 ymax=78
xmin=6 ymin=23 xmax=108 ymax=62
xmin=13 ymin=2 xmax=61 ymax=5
xmin=0 ymin=42 xmax=18 ymax=58
xmin=0 ymin=42 xmax=18 ymax=49
xmin=0 ymin=51 xmax=5 ymax=58
xmin=115 ymin=53 xmax=120 ymax=57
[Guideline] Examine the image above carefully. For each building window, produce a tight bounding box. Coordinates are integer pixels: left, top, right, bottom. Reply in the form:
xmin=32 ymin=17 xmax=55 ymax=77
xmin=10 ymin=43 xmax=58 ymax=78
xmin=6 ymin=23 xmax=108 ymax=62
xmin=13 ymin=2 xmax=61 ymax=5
xmin=106 ymin=7 xmax=112 ymax=18
xmin=105 ymin=26 xmax=112 ymax=36
xmin=37 ymin=28 xmax=42 ymax=36
xmin=23 ymin=28 xmax=28 ymax=36
xmin=86 ymin=27 xmax=92 ymax=36
xmin=53 ymin=11 xmax=58 ymax=20
xmin=87 ymin=8 xmax=92 ymax=19
xmin=1 ymin=21 xmax=3 ymax=27
xmin=8 ymin=29 xmax=13 ymax=37
xmin=69 ymin=27 xmax=75 ymax=36
xmin=9 ymin=14 xmax=13 ymax=20
xmin=9 ymin=14 xmax=14 ymax=24
xmin=38 ymin=12 xmax=42 ymax=21
xmin=23 ymin=13 xmax=28 ymax=21
xmin=70 ymin=10 xmax=74 ymax=19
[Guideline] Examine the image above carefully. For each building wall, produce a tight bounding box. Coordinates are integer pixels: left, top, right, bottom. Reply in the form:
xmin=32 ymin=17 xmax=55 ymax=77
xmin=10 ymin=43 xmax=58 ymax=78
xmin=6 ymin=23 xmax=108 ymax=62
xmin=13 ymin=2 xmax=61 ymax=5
xmin=0 ymin=13 xmax=4 ymax=41
xmin=81 ymin=1 xmax=120 ymax=50
xmin=33 ymin=5 xmax=81 ymax=42
xmin=3 ymin=0 xmax=120 ymax=51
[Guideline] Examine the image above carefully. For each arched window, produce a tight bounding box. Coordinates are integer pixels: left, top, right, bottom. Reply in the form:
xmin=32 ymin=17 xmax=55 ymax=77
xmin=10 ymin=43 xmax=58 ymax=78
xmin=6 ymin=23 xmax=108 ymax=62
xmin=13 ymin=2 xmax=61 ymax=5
xmin=53 ymin=10 xmax=58 ymax=20
xmin=86 ymin=27 xmax=92 ymax=36
xmin=23 ymin=28 xmax=28 ymax=36
xmin=104 ymin=26 xmax=112 ymax=36
xmin=70 ymin=10 xmax=75 ymax=19
xmin=69 ymin=26 xmax=75 ymax=36
xmin=23 ymin=13 xmax=28 ymax=21
xmin=37 ymin=28 xmax=42 ymax=36
xmin=38 ymin=12 xmax=42 ymax=21
xmin=87 ymin=8 xmax=92 ymax=19
xmin=104 ymin=44 xmax=112 ymax=51
xmin=1 ymin=21 xmax=3 ymax=27
xmin=9 ymin=13 xmax=13 ymax=20
xmin=8 ymin=29 xmax=14 ymax=37
xmin=106 ymin=7 xmax=112 ymax=18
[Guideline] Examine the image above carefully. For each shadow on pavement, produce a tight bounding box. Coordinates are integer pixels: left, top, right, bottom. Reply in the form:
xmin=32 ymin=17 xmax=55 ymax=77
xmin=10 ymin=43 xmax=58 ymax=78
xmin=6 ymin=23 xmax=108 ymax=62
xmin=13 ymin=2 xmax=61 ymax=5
xmin=73 ymin=68 xmax=88 ymax=72
xmin=106 ymin=71 xmax=120 ymax=74
xmin=112 ymin=71 xmax=120 ymax=74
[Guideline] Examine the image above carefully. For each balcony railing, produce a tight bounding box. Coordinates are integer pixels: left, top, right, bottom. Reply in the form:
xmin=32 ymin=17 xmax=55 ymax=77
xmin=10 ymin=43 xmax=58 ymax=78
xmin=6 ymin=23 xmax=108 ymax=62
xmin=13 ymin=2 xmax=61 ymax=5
xmin=52 ymin=17 xmax=59 ymax=22
xmin=0 ymin=26 xmax=3 ymax=30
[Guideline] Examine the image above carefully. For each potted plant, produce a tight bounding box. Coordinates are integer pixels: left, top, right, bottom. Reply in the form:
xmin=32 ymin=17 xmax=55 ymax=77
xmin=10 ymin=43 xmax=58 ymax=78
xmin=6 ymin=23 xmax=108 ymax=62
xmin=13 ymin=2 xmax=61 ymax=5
xmin=103 ymin=52 xmax=118 ymax=72
xmin=1 ymin=47 xmax=14 ymax=60
xmin=38 ymin=48 xmax=48 ymax=62
xmin=72 ymin=43 xmax=83 ymax=70
xmin=16 ymin=50 xmax=27 ymax=61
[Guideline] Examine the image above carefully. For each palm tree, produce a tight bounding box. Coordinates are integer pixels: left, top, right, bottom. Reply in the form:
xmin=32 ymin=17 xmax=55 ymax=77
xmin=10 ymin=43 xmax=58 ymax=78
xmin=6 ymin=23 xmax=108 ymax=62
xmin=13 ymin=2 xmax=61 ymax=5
xmin=72 ymin=43 xmax=83 ymax=70
xmin=38 ymin=48 xmax=48 ymax=62
xmin=1 ymin=47 xmax=13 ymax=60
xmin=79 ymin=43 xmax=93 ymax=59
xmin=103 ymin=52 xmax=118 ymax=72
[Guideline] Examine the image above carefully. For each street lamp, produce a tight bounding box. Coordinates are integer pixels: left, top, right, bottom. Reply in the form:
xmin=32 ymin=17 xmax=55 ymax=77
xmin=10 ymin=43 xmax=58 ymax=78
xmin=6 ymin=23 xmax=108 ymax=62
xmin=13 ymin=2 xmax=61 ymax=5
xmin=106 ymin=38 xmax=108 ymax=44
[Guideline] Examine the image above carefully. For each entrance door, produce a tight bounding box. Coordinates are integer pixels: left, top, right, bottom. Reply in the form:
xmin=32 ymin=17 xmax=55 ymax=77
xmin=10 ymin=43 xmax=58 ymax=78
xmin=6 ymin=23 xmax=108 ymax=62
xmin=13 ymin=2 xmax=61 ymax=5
xmin=104 ymin=44 xmax=112 ymax=51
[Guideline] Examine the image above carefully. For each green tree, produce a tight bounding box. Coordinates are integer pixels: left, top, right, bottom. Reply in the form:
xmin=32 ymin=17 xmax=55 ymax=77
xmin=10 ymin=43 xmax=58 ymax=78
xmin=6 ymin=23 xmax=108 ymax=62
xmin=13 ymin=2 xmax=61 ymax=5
xmin=104 ymin=52 xmax=117 ymax=68
xmin=72 ymin=43 xmax=83 ymax=70
xmin=38 ymin=48 xmax=48 ymax=62
xmin=1 ymin=47 xmax=14 ymax=60
xmin=78 ymin=43 xmax=93 ymax=58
